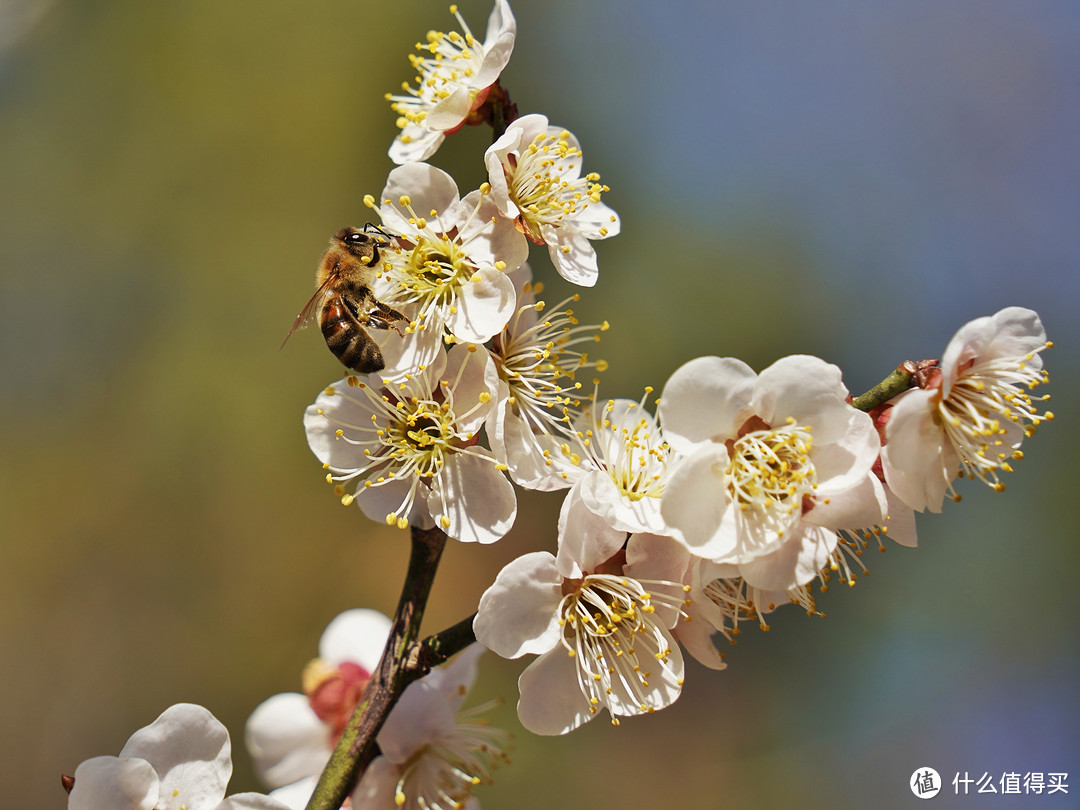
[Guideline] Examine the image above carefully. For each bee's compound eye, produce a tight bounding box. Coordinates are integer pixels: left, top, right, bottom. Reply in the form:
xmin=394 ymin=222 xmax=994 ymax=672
xmin=347 ymin=232 xmax=364 ymax=242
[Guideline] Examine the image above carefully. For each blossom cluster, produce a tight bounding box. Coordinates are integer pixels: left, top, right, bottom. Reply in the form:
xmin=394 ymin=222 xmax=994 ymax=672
xmin=296 ymin=0 xmax=1055 ymax=744
xmin=64 ymin=2 xmax=1055 ymax=809
xmin=472 ymin=306 xmax=1052 ymax=734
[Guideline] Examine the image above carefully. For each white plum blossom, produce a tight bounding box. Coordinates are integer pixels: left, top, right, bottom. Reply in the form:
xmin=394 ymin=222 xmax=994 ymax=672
xmin=364 ymin=162 xmax=528 ymax=375
xmin=247 ymin=612 xmax=505 ymax=810
xmin=352 ymin=645 xmax=509 ymax=810
xmin=485 ymin=113 xmax=620 ymax=286
xmin=881 ymin=306 xmax=1052 ymax=513
xmin=554 ymin=392 xmax=679 ymax=536
xmin=387 ymin=0 xmax=516 ymax=163
xmin=659 ymin=355 xmax=881 ymax=592
xmin=68 ymin=703 xmax=288 ymax=810
xmin=245 ymin=609 xmax=392 ymax=794
xmin=474 ymin=500 xmax=689 ymax=735
xmin=486 ymin=263 xmax=609 ymax=491
xmin=304 ymin=343 xmax=517 ymax=543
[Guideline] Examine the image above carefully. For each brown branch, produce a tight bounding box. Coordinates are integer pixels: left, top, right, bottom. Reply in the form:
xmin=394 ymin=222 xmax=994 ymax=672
xmin=304 ymin=525 xmax=448 ymax=810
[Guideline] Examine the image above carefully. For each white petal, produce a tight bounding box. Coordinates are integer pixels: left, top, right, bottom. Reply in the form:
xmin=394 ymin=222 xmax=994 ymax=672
xmin=623 ymin=532 xmax=692 ymax=629
xmin=806 ymin=471 xmax=886 ymax=531
xmin=440 ymin=342 xmax=496 ymax=436
xmin=674 ymin=604 xmax=729 ymax=672
xmin=941 ymin=306 xmax=1046 ymax=393
xmin=484 ymin=152 xmax=519 ymax=220
xmin=881 ymin=389 xmax=952 ymax=513
xmin=489 ymin=393 xmax=579 ymax=492
xmin=881 ymin=484 xmax=918 ymax=547
xmin=269 ymin=777 xmax=317 ymax=810
xmin=555 ymin=484 xmax=628 ymax=578
xmin=485 ymin=0 xmax=517 ymax=43
xmin=423 ymin=644 xmax=485 ymax=709
xmin=516 ymin=649 xmax=595 ymax=735
xmin=573 ymin=200 xmax=621 ymax=239
xmin=351 ymin=757 xmax=399 ymax=808
xmin=477 ymin=0 xmax=517 ymax=86
xmin=445 ymin=268 xmax=517 ymax=343
xmin=739 ymin=526 xmax=837 ymax=591
xmin=388 ymin=129 xmax=444 ymax=165
xmin=430 ymin=452 xmax=516 ymax=544
xmin=425 ymin=85 xmax=474 ymax=130
xmin=303 ymin=383 xmax=378 ymax=473
xmin=244 ymin=694 xmax=329 ymax=789
xmin=462 ymin=195 xmax=529 ymax=270
xmin=376 ymin=679 xmax=455 ymax=764
xmin=752 ymin=355 xmax=850 ymax=442
xmin=603 ymin=633 xmax=684 ymax=718
xmin=371 ymin=325 xmax=443 ymax=385
xmin=810 ymin=407 xmax=879 ymax=495
xmin=120 ymin=703 xmax=230 ymax=810
xmin=319 ymin=609 xmax=392 ymax=671
xmin=624 ymin=532 xmax=692 ymax=585
xmin=659 ymin=356 xmax=757 ymax=453
xmin=484 ymin=117 xmax=542 ymax=218
xmin=69 ymin=756 xmax=158 ymax=810
xmin=380 ymin=163 xmax=460 ymax=225
xmin=217 ymin=793 xmax=296 ymax=810
xmin=577 ymin=468 xmax=665 ymax=535
xmin=544 ymin=226 xmax=598 ymax=287
xmin=354 ymin=477 xmax=435 ymax=530
xmin=473 ymin=552 xmax=563 ymax=659
xmin=660 ymin=444 xmax=733 ymax=557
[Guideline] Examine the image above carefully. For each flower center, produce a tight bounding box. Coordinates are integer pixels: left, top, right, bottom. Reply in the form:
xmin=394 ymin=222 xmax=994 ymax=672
xmin=387 ymin=6 xmax=485 ymax=129
xmin=389 ymin=408 xmax=457 ymax=467
xmin=558 ymin=573 xmax=683 ymax=724
xmin=302 ymin=659 xmax=371 ymax=742
xmin=390 ymin=704 xmax=510 ymax=810
xmin=726 ymin=420 xmax=816 ymax=538
xmin=937 ymin=348 xmax=1053 ymax=492
xmin=506 ymin=130 xmax=610 ymax=242
xmin=317 ymin=370 xmax=491 ymax=529
xmin=365 ymin=191 xmax=498 ymax=333
xmin=403 ymin=239 xmax=471 ymax=300
xmin=566 ymin=394 xmax=670 ymax=501
xmin=493 ymin=288 xmax=608 ymax=431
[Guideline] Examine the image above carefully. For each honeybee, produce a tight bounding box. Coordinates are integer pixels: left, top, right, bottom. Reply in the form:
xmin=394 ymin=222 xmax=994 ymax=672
xmin=283 ymin=224 xmax=408 ymax=374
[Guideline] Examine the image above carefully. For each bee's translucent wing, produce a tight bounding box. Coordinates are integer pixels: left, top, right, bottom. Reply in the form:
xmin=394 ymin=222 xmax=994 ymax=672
xmin=281 ymin=273 xmax=336 ymax=348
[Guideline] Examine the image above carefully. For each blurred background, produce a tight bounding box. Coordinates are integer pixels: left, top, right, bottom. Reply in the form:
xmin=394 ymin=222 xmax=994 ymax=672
xmin=2 ymin=0 xmax=1077 ymax=807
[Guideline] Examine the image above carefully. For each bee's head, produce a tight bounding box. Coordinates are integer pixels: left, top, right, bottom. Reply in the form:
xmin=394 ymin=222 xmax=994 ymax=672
xmin=334 ymin=226 xmax=370 ymax=246
xmin=334 ymin=224 xmax=398 ymax=260
xmin=330 ymin=227 xmax=376 ymax=262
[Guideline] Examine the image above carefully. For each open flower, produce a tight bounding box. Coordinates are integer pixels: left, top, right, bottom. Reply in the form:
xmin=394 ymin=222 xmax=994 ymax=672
xmin=556 ymin=391 xmax=678 ymax=536
xmin=387 ymin=0 xmax=516 ymax=163
xmin=245 ymin=609 xmax=392 ymax=793
xmin=68 ymin=703 xmax=287 ymax=810
xmin=353 ymin=645 xmax=509 ymax=810
xmin=881 ymin=306 xmax=1052 ymax=512
xmin=486 ymin=263 xmax=609 ymax=491
xmin=485 ymin=113 xmax=620 ymax=286
xmin=305 ymin=343 xmax=515 ymax=543
xmin=364 ymin=162 xmax=527 ymax=374
xmin=659 ymin=355 xmax=880 ymax=591
xmin=474 ymin=497 xmax=688 ymax=735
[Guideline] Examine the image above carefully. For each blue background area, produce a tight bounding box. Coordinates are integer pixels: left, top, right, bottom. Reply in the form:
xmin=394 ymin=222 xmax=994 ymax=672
xmin=1 ymin=1 xmax=1076 ymax=807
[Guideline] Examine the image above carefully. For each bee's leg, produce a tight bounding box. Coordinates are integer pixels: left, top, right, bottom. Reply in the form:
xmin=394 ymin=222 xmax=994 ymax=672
xmin=365 ymin=300 xmax=409 ymax=335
